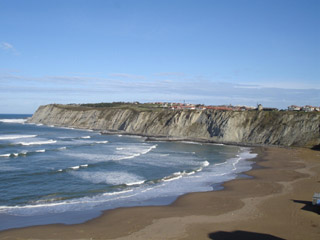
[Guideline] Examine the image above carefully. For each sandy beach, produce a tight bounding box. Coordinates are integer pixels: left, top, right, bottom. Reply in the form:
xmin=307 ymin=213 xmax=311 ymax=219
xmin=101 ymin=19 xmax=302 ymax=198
xmin=0 ymin=146 xmax=319 ymax=240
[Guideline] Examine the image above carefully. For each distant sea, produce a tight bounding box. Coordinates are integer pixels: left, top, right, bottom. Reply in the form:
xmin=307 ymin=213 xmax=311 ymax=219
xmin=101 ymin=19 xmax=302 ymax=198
xmin=0 ymin=114 xmax=257 ymax=230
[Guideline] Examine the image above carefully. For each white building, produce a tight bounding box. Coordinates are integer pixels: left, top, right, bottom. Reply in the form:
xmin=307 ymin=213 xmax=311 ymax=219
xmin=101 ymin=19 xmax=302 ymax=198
xmin=288 ymin=105 xmax=301 ymax=111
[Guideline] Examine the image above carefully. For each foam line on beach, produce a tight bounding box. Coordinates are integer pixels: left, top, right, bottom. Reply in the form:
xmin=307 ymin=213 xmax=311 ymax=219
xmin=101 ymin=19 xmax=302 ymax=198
xmin=160 ymin=167 xmax=201 ymax=182
xmin=102 ymin=189 xmax=133 ymax=196
xmin=0 ymin=190 xmax=139 ymax=214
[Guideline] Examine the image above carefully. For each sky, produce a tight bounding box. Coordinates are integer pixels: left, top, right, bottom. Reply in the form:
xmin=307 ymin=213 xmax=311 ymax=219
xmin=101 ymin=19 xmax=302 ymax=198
xmin=0 ymin=0 xmax=319 ymax=113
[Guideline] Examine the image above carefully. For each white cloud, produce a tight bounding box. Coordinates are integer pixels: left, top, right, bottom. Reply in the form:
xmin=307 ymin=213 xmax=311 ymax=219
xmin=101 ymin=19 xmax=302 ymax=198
xmin=1 ymin=73 xmax=319 ymax=112
xmin=0 ymin=42 xmax=19 ymax=55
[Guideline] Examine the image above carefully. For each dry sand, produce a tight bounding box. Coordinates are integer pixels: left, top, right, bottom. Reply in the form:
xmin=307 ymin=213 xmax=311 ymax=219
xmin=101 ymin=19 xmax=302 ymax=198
xmin=0 ymin=147 xmax=319 ymax=239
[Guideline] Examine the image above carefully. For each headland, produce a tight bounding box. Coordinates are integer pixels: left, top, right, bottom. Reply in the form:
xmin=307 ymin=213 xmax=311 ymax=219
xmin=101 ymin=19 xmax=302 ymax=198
xmin=28 ymin=103 xmax=320 ymax=148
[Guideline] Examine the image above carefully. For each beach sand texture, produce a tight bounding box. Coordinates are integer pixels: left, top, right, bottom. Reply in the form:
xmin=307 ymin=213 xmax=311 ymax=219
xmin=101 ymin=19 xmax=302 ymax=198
xmin=0 ymin=147 xmax=319 ymax=239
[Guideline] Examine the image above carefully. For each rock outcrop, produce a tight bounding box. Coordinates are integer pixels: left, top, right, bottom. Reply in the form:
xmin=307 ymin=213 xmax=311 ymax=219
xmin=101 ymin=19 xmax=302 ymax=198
xmin=28 ymin=104 xmax=320 ymax=148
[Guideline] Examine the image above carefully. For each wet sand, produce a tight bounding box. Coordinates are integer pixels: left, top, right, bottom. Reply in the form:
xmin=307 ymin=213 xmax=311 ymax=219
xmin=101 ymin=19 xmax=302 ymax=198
xmin=0 ymin=147 xmax=319 ymax=239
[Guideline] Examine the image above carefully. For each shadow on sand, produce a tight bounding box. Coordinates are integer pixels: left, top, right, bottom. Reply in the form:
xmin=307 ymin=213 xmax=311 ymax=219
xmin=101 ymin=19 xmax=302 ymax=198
xmin=208 ymin=230 xmax=284 ymax=240
xmin=292 ymin=200 xmax=320 ymax=215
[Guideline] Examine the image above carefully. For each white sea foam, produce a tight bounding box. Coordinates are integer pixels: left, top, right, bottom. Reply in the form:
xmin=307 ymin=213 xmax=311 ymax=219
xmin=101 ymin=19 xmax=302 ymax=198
xmin=5 ymin=149 xmax=46 ymax=156
xmin=0 ymin=119 xmax=27 ymax=124
xmin=161 ymin=169 xmax=198 ymax=183
xmin=80 ymin=164 xmax=88 ymax=168
xmin=71 ymin=171 xmax=145 ymax=185
xmin=117 ymin=134 xmax=122 ymax=137
xmin=95 ymin=141 xmax=108 ymax=144
xmin=0 ymin=154 xmax=10 ymax=157
xmin=163 ymin=175 xmax=183 ymax=182
xmin=126 ymin=180 xmax=145 ymax=186
xmin=70 ymin=166 xmax=80 ymax=170
xmin=120 ymin=153 xmax=141 ymax=160
xmin=35 ymin=149 xmax=46 ymax=153
xmin=81 ymin=136 xmax=91 ymax=139
xmin=36 ymin=124 xmax=43 ymax=126
xmin=102 ymin=189 xmax=133 ymax=196
xmin=59 ymin=147 xmax=67 ymax=150
xmin=116 ymin=147 xmax=124 ymax=150
xmin=185 ymin=171 xmax=196 ymax=176
xmin=141 ymin=145 xmax=157 ymax=154
xmin=202 ymin=160 xmax=210 ymax=167
xmin=117 ymin=144 xmax=157 ymax=160
xmin=0 ymin=135 xmax=37 ymax=140
xmin=18 ymin=140 xmax=57 ymax=146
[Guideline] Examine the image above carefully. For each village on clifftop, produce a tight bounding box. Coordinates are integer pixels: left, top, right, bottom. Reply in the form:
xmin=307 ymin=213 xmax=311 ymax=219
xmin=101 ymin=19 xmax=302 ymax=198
xmin=152 ymin=102 xmax=320 ymax=112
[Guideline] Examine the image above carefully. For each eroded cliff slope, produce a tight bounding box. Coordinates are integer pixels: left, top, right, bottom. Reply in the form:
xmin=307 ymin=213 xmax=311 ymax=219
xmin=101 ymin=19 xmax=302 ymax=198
xmin=28 ymin=104 xmax=320 ymax=147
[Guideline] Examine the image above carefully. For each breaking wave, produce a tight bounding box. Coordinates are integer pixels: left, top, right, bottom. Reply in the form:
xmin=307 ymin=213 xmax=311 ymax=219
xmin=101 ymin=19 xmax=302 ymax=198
xmin=71 ymin=171 xmax=145 ymax=186
xmin=0 ymin=149 xmax=47 ymax=157
xmin=117 ymin=144 xmax=157 ymax=160
xmin=0 ymin=135 xmax=37 ymax=140
xmin=0 ymin=119 xmax=27 ymax=124
xmin=17 ymin=140 xmax=57 ymax=146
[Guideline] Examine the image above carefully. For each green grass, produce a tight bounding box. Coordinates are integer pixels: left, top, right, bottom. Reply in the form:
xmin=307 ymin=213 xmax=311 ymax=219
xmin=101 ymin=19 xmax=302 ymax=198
xmin=53 ymin=102 xmax=165 ymax=112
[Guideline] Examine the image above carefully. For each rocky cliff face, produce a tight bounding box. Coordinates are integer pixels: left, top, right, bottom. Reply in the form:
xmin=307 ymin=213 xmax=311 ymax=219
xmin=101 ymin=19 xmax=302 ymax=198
xmin=28 ymin=104 xmax=320 ymax=147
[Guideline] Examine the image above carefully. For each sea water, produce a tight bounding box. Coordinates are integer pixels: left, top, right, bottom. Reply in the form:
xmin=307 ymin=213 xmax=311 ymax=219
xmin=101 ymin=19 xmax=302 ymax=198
xmin=0 ymin=114 xmax=257 ymax=230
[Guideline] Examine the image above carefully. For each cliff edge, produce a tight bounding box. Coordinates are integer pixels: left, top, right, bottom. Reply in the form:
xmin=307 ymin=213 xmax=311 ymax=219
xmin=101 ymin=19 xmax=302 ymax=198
xmin=28 ymin=104 xmax=320 ymax=148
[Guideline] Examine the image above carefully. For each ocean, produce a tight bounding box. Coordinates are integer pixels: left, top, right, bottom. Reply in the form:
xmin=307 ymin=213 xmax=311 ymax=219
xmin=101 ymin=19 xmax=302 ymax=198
xmin=0 ymin=114 xmax=257 ymax=230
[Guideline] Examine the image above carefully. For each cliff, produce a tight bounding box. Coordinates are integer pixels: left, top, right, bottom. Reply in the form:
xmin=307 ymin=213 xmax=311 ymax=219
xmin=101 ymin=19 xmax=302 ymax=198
xmin=28 ymin=104 xmax=320 ymax=148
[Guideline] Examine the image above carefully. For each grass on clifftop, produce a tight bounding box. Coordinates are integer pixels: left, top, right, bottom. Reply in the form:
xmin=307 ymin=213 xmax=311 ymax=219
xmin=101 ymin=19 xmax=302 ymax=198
xmin=55 ymin=102 xmax=165 ymax=112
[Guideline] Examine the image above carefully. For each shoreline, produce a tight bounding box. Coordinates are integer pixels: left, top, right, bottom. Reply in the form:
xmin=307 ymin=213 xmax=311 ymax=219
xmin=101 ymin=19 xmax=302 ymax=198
xmin=1 ymin=146 xmax=319 ymax=239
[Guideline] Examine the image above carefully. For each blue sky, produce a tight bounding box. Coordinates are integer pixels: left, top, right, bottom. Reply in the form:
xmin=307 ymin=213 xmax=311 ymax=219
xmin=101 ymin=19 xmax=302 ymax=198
xmin=0 ymin=0 xmax=319 ymax=113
